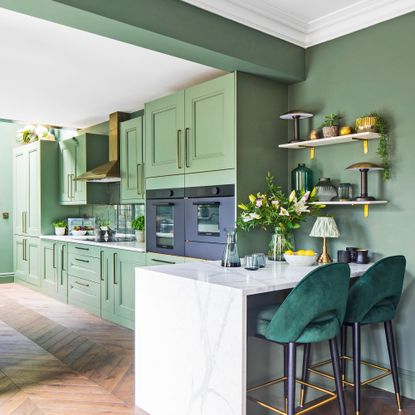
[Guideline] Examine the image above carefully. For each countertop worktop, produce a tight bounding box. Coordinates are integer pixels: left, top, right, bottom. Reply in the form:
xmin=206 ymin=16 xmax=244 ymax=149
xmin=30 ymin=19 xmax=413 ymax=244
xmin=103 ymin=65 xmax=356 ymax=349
xmin=40 ymin=235 xmax=146 ymax=253
xmin=142 ymin=260 xmax=371 ymax=296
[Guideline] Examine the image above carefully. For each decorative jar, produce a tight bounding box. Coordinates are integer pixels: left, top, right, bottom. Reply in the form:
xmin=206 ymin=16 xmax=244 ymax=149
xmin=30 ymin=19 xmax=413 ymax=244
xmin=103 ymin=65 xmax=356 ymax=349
xmin=268 ymin=226 xmax=295 ymax=262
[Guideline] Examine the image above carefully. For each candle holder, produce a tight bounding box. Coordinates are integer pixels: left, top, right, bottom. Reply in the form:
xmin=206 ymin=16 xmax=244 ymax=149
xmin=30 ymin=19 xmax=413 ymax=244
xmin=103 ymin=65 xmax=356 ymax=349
xmin=346 ymin=162 xmax=383 ymax=201
xmin=280 ymin=110 xmax=313 ymax=143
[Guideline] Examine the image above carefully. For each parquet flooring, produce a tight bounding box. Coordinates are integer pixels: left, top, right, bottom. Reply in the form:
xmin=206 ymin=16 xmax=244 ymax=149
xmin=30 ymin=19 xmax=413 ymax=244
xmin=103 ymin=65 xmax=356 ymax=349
xmin=0 ymin=283 xmax=413 ymax=414
xmin=0 ymin=283 xmax=146 ymax=415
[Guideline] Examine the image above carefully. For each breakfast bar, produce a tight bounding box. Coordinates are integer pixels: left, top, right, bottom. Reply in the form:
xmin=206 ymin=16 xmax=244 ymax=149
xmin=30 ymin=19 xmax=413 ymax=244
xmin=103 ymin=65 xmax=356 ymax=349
xmin=135 ymin=261 xmax=370 ymax=415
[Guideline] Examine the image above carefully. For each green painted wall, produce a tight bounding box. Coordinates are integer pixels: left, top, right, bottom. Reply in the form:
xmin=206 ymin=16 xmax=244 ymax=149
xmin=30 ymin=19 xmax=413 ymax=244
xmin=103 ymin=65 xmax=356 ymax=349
xmin=0 ymin=121 xmax=20 ymax=275
xmin=288 ymin=12 xmax=415 ymax=397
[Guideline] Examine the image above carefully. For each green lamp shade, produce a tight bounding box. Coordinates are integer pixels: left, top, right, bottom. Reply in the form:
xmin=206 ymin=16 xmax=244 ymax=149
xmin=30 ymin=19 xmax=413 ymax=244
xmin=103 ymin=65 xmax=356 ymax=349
xmin=310 ymin=217 xmax=340 ymax=238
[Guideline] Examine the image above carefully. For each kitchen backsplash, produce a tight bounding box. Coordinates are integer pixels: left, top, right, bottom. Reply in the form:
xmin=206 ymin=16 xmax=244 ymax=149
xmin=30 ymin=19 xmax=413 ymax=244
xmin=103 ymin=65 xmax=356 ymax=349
xmin=79 ymin=204 xmax=145 ymax=235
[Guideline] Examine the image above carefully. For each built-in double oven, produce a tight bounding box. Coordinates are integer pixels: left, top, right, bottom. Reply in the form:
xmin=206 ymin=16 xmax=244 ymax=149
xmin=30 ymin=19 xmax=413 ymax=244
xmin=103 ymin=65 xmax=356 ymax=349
xmin=146 ymin=185 xmax=235 ymax=260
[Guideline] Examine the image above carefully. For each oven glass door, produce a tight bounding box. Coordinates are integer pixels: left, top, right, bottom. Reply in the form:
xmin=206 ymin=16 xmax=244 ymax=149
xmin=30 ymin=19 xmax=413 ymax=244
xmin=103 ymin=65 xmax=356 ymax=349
xmin=146 ymin=199 xmax=185 ymax=256
xmin=185 ymin=196 xmax=235 ymax=244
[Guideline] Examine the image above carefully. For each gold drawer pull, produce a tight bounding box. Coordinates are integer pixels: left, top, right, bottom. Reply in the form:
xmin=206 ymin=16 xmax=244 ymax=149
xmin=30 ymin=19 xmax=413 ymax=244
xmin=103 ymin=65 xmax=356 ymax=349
xmin=74 ymin=280 xmax=90 ymax=288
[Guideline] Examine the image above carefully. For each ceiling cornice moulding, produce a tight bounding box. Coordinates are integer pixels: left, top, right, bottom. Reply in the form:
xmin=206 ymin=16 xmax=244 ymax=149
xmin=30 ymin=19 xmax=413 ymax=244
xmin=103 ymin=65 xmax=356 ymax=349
xmin=183 ymin=0 xmax=415 ymax=48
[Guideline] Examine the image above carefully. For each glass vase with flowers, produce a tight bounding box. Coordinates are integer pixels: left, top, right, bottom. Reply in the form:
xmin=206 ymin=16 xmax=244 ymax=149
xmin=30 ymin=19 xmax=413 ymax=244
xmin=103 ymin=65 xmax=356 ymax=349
xmin=236 ymin=173 xmax=324 ymax=261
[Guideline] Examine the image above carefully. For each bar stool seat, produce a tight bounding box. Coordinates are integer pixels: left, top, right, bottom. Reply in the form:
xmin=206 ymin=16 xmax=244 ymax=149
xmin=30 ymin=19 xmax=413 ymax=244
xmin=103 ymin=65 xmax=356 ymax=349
xmin=248 ymin=263 xmax=350 ymax=415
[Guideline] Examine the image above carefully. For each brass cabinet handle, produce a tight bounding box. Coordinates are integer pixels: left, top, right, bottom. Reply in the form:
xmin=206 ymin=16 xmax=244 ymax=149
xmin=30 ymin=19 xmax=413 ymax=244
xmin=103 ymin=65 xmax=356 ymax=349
xmin=136 ymin=163 xmax=140 ymax=195
xmin=141 ymin=163 xmax=145 ymax=195
xmin=24 ymin=212 xmax=27 ymax=234
xmin=70 ymin=174 xmax=74 ymax=199
xmin=100 ymin=251 xmax=104 ymax=281
xmin=75 ymin=258 xmax=89 ymax=263
xmin=151 ymin=258 xmax=175 ymax=264
xmin=177 ymin=130 xmax=182 ymax=169
xmin=61 ymin=245 xmax=65 ymax=285
xmin=21 ymin=212 xmax=24 ymax=233
xmin=74 ymin=280 xmax=89 ymax=288
xmin=185 ymin=128 xmax=190 ymax=168
xmin=67 ymin=174 xmax=70 ymax=199
xmin=113 ymin=252 xmax=117 ymax=285
xmin=52 ymin=243 xmax=56 ymax=269
xmin=22 ymin=239 xmax=26 ymax=261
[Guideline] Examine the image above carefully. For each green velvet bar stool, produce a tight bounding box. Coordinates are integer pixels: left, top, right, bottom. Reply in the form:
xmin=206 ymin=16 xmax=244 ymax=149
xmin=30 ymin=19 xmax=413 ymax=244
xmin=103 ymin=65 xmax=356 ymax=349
xmin=303 ymin=256 xmax=406 ymax=415
xmin=342 ymin=255 xmax=406 ymax=415
xmin=248 ymin=263 xmax=350 ymax=415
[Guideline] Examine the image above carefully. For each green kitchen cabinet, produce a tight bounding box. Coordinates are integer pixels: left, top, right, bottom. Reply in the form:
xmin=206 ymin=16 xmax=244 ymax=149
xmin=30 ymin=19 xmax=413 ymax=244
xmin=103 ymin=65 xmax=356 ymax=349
xmin=101 ymin=248 xmax=146 ymax=329
xmin=41 ymin=240 xmax=68 ymax=302
xmin=13 ymin=148 xmax=28 ymax=236
xmin=14 ymin=236 xmax=40 ymax=287
xmin=144 ymin=73 xmax=236 ymax=180
xmin=120 ymin=117 xmax=145 ymax=203
xmin=184 ymin=73 xmax=236 ymax=173
xmin=145 ymin=91 xmax=185 ymax=178
xmin=59 ymin=133 xmax=113 ymax=205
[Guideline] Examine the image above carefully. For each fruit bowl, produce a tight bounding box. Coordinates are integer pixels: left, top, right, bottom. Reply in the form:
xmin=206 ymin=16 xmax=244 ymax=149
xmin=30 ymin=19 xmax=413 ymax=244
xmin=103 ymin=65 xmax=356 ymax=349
xmin=284 ymin=252 xmax=318 ymax=266
xmin=72 ymin=230 xmax=87 ymax=236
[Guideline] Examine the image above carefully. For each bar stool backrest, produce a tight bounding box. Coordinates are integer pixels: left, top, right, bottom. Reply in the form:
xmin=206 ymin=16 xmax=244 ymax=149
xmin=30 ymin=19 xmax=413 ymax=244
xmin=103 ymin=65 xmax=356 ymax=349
xmin=265 ymin=263 xmax=350 ymax=343
xmin=345 ymin=255 xmax=406 ymax=323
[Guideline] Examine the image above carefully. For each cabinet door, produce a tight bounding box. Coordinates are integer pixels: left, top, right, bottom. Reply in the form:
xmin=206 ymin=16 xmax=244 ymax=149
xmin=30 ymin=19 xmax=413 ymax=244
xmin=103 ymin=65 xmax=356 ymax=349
xmin=14 ymin=236 xmax=28 ymax=281
xmin=27 ymin=237 xmax=40 ymax=287
xmin=101 ymin=248 xmax=115 ymax=315
xmin=27 ymin=146 xmax=40 ymax=236
xmin=120 ymin=117 xmax=145 ymax=203
xmin=114 ymin=251 xmax=146 ymax=325
xmin=184 ymin=73 xmax=236 ymax=173
xmin=59 ymin=140 xmax=76 ymax=204
xmin=145 ymin=91 xmax=185 ymax=178
xmin=41 ymin=240 xmax=58 ymax=295
xmin=72 ymin=135 xmax=87 ymax=204
xmin=56 ymin=242 xmax=68 ymax=301
xmin=13 ymin=149 xmax=28 ymax=235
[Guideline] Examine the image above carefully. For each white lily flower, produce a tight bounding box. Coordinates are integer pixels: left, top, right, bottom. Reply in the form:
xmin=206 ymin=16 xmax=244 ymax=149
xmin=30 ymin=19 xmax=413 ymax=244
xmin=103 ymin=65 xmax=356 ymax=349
xmin=289 ymin=190 xmax=296 ymax=202
xmin=279 ymin=207 xmax=289 ymax=216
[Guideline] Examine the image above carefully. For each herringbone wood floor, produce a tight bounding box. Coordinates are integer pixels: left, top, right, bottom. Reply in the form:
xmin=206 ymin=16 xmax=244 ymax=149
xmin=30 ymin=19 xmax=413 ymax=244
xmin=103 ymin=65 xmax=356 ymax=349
xmin=0 ymin=283 xmax=413 ymax=414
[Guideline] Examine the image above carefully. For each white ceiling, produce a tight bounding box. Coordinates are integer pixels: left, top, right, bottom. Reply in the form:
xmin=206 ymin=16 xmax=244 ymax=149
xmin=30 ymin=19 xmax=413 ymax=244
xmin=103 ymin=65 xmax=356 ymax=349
xmin=183 ymin=0 xmax=415 ymax=47
xmin=0 ymin=8 xmax=224 ymax=128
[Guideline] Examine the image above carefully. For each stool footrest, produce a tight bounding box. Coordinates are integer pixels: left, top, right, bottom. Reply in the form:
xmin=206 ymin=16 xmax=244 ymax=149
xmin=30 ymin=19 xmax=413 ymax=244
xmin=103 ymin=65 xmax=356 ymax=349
xmin=247 ymin=377 xmax=337 ymax=415
xmin=309 ymin=355 xmax=392 ymax=388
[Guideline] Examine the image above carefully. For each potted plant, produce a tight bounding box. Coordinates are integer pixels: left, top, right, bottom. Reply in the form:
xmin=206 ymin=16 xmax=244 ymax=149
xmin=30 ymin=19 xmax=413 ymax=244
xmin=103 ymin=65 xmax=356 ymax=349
xmin=53 ymin=220 xmax=67 ymax=236
xmin=237 ymin=173 xmax=324 ymax=261
xmin=132 ymin=216 xmax=145 ymax=242
xmin=321 ymin=113 xmax=342 ymax=138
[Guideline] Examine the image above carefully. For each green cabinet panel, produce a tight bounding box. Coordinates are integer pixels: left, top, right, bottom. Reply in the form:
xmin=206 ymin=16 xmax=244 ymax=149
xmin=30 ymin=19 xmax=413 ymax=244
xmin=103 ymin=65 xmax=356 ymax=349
xmin=68 ymin=243 xmax=101 ymax=259
xmin=13 ymin=149 xmax=28 ymax=236
xmin=41 ymin=240 xmax=68 ymax=301
xmin=14 ymin=236 xmax=28 ymax=281
xmin=120 ymin=117 xmax=145 ymax=203
xmin=27 ymin=146 xmax=41 ymax=236
xmin=68 ymin=252 xmax=101 ymax=283
xmin=59 ymin=134 xmax=111 ymax=205
xmin=27 ymin=237 xmax=40 ymax=287
xmin=145 ymin=91 xmax=185 ymax=178
xmin=184 ymin=73 xmax=236 ymax=173
xmin=68 ymin=276 xmax=101 ymax=317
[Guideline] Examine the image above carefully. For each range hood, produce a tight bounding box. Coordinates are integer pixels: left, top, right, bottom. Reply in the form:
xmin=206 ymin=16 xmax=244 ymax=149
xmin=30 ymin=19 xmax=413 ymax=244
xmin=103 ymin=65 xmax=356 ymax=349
xmin=74 ymin=112 xmax=129 ymax=183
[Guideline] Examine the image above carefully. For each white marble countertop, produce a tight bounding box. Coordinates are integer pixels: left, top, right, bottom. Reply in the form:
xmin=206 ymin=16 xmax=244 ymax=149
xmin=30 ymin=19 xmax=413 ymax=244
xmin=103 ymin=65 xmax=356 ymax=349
xmin=141 ymin=261 xmax=371 ymax=296
xmin=40 ymin=235 xmax=146 ymax=253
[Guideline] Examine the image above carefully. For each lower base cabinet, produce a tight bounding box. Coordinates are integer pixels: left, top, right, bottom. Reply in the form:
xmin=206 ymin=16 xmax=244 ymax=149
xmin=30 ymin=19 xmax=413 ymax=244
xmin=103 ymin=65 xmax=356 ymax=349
xmin=41 ymin=240 xmax=68 ymax=302
xmin=14 ymin=236 xmax=40 ymax=287
xmin=101 ymin=249 xmax=146 ymax=329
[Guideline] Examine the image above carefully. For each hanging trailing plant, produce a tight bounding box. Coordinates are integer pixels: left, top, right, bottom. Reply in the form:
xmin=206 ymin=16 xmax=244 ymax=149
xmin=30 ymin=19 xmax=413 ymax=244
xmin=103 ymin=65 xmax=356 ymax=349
xmin=366 ymin=112 xmax=390 ymax=180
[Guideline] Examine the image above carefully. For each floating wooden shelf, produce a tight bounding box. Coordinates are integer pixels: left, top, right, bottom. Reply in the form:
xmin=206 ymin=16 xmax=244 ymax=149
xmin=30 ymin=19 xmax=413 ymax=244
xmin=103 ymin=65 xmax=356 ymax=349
xmin=278 ymin=132 xmax=380 ymax=149
xmin=310 ymin=200 xmax=388 ymax=206
xmin=310 ymin=200 xmax=388 ymax=218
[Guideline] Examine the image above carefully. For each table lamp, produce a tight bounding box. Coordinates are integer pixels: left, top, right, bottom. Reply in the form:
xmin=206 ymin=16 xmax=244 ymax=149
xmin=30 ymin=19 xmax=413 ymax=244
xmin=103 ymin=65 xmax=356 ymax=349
xmin=310 ymin=217 xmax=340 ymax=264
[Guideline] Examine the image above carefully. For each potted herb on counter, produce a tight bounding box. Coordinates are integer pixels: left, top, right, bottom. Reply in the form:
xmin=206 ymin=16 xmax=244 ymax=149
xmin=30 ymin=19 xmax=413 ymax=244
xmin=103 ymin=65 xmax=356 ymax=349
xmin=53 ymin=220 xmax=67 ymax=236
xmin=132 ymin=216 xmax=145 ymax=242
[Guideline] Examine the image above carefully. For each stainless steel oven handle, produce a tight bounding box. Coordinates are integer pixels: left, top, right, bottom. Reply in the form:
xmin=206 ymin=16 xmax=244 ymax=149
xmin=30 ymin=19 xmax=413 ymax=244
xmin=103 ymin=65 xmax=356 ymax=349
xmin=152 ymin=202 xmax=175 ymax=206
xmin=192 ymin=202 xmax=221 ymax=205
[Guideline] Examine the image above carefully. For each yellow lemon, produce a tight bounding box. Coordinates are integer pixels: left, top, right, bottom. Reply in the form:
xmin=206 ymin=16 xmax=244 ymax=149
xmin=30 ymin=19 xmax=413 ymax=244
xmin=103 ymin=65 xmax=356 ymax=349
xmin=296 ymin=250 xmax=306 ymax=256
xmin=285 ymin=250 xmax=294 ymax=255
xmin=305 ymin=250 xmax=315 ymax=256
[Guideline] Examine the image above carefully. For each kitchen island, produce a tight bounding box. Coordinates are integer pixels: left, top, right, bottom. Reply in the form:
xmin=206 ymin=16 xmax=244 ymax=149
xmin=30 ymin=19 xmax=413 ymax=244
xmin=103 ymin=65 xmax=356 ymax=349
xmin=135 ymin=261 xmax=370 ymax=415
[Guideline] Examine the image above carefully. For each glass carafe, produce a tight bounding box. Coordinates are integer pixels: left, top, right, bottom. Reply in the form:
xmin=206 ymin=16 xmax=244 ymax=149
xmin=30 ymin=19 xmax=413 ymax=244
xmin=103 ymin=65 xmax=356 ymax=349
xmin=221 ymin=228 xmax=241 ymax=267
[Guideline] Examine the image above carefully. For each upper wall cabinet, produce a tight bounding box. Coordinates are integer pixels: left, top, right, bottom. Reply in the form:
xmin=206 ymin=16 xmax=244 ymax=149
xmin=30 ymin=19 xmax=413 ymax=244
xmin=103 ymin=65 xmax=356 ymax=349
xmin=120 ymin=116 xmax=145 ymax=203
xmin=145 ymin=73 xmax=236 ymax=179
xmin=59 ymin=133 xmax=115 ymax=205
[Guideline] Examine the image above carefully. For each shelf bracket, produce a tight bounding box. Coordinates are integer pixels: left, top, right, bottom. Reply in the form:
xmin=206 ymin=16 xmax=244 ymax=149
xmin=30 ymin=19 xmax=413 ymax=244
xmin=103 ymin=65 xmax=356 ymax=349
xmin=363 ymin=139 xmax=369 ymax=154
xmin=310 ymin=146 xmax=315 ymax=160
xmin=364 ymin=204 xmax=369 ymax=218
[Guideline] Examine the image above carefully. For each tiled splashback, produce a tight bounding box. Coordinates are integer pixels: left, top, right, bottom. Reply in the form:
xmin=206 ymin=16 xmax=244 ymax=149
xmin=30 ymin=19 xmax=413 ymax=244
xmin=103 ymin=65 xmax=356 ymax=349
xmin=79 ymin=204 xmax=145 ymax=235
